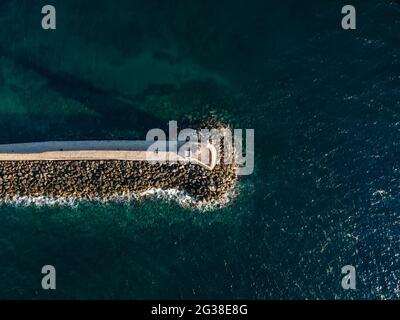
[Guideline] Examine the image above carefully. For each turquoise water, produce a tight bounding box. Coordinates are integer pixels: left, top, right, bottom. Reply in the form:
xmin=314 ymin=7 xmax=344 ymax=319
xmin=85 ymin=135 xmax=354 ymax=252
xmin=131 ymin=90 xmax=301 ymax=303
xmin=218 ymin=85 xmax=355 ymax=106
xmin=0 ymin=0 xmax=399 ymax=299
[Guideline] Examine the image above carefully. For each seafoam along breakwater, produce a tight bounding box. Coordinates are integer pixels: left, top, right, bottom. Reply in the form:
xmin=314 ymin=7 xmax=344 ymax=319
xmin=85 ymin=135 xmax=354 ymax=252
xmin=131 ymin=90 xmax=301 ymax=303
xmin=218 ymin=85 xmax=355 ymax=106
xmin=0 ymin=159 xmax=238 ymax=209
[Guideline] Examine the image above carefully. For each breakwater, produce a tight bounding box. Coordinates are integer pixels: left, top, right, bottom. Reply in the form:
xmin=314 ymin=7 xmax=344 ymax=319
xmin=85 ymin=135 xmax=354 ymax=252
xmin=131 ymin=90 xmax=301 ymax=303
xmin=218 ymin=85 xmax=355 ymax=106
xmin=0 ymin=159 xmax=237 ymax=207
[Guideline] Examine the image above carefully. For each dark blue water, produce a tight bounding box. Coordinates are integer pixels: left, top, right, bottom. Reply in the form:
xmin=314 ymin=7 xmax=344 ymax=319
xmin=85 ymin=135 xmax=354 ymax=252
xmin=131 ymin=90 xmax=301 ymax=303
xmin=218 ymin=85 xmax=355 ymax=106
xmin=0 ymin=0 xmax=399 ymax=299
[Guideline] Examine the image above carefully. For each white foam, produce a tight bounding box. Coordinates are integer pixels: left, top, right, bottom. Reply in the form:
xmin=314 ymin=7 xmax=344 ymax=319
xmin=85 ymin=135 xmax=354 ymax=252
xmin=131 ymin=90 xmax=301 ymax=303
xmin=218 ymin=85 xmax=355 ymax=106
xmin=0 ymin=187 xmax=237 ymax=211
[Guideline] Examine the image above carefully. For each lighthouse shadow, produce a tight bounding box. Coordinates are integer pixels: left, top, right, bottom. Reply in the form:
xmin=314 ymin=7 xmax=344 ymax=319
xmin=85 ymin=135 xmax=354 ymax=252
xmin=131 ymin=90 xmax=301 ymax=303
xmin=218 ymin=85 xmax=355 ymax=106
xmin=0 ymin=45 xmax=166 ymax=144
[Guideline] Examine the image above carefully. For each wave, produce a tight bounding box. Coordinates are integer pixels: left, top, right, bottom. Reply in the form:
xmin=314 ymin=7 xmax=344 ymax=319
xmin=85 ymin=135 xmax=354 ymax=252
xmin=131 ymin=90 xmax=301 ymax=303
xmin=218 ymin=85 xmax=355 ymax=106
xmin=0 ymin=187 xmax=237 ymax=211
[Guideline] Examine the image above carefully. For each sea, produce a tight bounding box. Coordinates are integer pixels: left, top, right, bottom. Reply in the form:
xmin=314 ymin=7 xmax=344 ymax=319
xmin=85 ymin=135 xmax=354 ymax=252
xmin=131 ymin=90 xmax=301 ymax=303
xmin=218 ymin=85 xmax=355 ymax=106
xmin=0 ymin=0 xmax=399 ymax=299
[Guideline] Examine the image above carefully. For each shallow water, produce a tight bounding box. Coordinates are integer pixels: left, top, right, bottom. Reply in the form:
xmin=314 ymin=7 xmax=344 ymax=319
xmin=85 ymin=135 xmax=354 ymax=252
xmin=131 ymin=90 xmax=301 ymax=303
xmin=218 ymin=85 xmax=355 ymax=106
xmin=0 ymin=0 xmax=399 ymax=299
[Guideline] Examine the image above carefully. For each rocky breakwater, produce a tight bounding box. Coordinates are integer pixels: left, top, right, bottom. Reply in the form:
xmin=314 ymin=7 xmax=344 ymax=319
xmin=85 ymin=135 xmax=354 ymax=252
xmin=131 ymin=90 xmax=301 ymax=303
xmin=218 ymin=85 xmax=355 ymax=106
xmin=0 ymin=159 xmax=237 ymax=207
